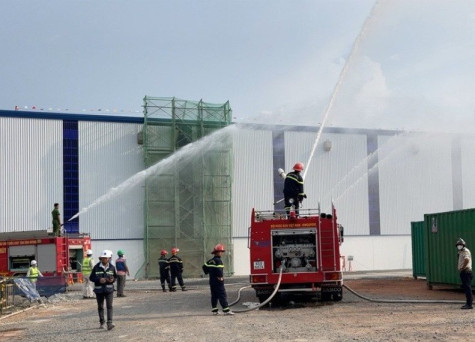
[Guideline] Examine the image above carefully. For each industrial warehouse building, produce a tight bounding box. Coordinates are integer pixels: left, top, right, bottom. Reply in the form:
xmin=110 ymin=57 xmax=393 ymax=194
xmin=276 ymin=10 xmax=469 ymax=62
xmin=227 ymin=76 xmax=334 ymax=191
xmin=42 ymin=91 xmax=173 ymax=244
xmin=2 ymin=99 xmax=475 ymax=278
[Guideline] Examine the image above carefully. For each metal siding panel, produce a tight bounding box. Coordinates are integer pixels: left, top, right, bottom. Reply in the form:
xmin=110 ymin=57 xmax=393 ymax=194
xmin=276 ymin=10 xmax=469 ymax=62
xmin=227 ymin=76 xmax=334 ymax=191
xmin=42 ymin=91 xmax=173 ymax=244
xmin=232 ymin=129 xmax=273 ymax=237
xmin=285 ymin=131 xmax=369 ymax=235
xmin=425 ymin=209 xmax=475 ymax=286
xmin=379 ymin=134 xmax=453 ymax=235
xmin=0 ymin=117 xmax=63 ymax=233
xmin=461 ymin=136 xmax=475 ymax=208
xmin=411 ymin=221 xmax=425 ymax=277
xmin=78 ymin=122 xmax=144 ymax=239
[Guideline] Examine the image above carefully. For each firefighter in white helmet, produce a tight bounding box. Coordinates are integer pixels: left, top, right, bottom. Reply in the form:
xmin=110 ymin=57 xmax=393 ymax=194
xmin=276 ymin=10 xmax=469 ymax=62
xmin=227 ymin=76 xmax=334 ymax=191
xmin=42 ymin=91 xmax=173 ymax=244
xmin=81 ymin=249 xmax=95 ymax=299
xmin=89 ymin=249 xmax=117 ymax=330
xmin=26 ymin=260 xmax=43 ymax=289
xmin=202 ymin=244 xmax=234 ymax=315
xmin=283 ymin=162 xmax=307 ymax=218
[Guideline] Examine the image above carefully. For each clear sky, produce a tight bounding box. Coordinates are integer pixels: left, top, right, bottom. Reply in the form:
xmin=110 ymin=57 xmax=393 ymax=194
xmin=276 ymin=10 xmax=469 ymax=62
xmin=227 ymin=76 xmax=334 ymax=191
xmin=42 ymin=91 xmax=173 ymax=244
xmin=1 ymin=0 xmax=474 ymax=132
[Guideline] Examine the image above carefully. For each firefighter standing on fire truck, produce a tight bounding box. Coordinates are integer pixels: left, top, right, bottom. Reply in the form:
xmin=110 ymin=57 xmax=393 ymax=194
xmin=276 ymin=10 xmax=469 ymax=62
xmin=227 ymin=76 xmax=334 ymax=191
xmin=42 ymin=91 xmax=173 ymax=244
xmin=168 ymin=248 xmax=186 ymax=291
xmin=158 ymin=249 xmax=172 ymax=292
xmin=283 ymin=162 xmax=307 ymax=217
xmin=202 ymin=244 xmax=234 ymax=315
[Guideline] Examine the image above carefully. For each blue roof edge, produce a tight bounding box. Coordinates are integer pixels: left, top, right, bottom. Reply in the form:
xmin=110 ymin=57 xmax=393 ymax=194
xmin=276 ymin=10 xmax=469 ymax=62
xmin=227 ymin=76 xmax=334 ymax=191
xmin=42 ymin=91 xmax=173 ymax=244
xmin=0 ymin=109 xmax=144 ymax=124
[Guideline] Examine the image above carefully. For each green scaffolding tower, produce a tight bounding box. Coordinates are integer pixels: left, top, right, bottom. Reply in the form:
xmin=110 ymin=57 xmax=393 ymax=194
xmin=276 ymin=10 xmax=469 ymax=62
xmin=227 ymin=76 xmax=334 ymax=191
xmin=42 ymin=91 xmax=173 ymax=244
xmin=142 ymin=97 xmax=233 ymax=278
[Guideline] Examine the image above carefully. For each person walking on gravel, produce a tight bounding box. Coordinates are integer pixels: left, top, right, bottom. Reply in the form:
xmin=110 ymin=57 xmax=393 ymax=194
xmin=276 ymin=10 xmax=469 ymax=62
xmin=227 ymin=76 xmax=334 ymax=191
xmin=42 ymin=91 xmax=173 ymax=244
xmin=456 ymin=238 xmax=473 ymax=309
xmin=202 ymin=244 xmax=234 ymax=315
xmin=90 ymin=250 xmax=117 ymax=330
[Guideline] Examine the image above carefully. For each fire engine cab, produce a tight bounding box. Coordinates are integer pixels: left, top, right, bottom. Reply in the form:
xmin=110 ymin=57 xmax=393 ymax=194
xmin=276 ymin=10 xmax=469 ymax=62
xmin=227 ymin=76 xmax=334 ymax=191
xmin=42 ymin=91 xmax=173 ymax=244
xmin=0 ymin=230 xmax=91 ymax=281
xmin=249 ymin=205 xmax=344 ymax=303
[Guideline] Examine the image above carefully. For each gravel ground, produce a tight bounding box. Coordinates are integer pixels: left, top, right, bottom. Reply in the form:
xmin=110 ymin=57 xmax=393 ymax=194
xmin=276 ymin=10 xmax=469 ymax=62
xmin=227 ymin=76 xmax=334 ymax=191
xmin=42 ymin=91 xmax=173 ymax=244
xmin=1 ymin=274 xmax=475 ymax=342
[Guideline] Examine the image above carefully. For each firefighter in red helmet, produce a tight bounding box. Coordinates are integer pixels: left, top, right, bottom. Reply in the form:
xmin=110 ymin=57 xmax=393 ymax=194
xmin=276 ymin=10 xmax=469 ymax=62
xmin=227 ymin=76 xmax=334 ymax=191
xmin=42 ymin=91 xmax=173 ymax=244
xmin=283 ymin=162 xmax=307 ymax=218
xmin=202 ymin=244 xmax=234 ymax=315
xmin=158 ymin=249 xmax=171 ymax=292
xmin=168 ymin=247 xmax=186 ymax=291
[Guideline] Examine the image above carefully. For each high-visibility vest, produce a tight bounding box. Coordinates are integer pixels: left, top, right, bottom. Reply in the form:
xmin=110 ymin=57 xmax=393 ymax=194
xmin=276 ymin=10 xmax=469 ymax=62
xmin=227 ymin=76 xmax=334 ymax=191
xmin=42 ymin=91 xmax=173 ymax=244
xmin=28 ymin=267 xmax=40 ymax=282
xmin=82 ymin=257 xmax=93 ymax=276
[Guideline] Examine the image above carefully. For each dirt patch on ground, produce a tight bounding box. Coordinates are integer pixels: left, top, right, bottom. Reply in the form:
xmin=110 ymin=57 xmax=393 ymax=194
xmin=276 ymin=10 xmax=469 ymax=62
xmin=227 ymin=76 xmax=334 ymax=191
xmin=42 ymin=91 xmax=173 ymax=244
xmin=0 ymin=277 xmax=473 ymax=342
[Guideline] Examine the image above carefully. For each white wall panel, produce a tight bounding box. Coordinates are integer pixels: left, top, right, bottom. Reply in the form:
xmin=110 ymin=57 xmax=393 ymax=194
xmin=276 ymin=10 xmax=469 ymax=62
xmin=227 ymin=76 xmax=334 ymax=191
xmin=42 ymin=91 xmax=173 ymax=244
xmin=232 ymin=128 xmax=274 ymax=237
xmin=378 ymin=133 xmax=453 ymax=234
xmin=0 ymin=117 xmax=62 ymax=232
xmin=78 ymin=122 xmax=144 ymax=239
xmin=461 ymin=135 xmax=475 ymax=208
xmin=285 ymin=131 xmax=369 ymax=235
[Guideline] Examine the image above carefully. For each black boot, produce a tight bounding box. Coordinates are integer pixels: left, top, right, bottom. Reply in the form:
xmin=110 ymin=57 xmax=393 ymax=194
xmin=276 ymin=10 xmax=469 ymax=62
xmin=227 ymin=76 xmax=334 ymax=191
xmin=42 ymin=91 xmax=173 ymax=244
xmin=181 ymin=286 xmax=187 ymax=291
xmin=162 ymin=285 xmax=167 ymax=292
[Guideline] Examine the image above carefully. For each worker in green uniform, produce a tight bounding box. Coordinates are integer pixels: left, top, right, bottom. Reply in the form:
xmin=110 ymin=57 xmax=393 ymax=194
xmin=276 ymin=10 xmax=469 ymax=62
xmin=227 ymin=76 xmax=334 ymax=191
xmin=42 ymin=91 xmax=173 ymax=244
xmin=51 ymin=203 xmax=62 ymax=236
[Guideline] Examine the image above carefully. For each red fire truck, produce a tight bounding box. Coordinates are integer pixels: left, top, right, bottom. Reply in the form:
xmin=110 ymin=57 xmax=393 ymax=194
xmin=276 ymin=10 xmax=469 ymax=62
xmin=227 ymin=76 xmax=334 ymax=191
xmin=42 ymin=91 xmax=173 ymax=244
xmin=249 ymin=205 xmax=344 ymax=303
xmin=0 ymin=230 xmax=91 ymax=282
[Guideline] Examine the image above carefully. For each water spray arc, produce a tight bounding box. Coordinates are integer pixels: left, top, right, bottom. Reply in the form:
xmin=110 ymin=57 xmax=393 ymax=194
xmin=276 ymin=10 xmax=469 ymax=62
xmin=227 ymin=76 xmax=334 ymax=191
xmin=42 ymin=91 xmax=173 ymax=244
xmin=68 ymin=125 xmax=236 ymax=222
xmin=303 ymin=1 xmax=381 ymax=179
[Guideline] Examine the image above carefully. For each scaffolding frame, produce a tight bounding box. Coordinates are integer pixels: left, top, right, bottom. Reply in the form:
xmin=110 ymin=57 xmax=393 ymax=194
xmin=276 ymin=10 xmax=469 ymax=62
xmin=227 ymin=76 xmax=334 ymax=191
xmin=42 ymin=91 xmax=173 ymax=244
xmin=141 ymin=97 xmax=233 ymax=278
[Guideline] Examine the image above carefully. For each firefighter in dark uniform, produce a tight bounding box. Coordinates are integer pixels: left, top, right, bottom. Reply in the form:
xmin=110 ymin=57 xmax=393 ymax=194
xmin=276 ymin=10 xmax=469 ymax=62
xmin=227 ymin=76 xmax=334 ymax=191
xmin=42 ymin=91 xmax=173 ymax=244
xmin=168 ymin=247 xmax=186 ymax=291
xmin=202 ymin=244 xmax=234 ymax=315
xmin=158 ymin=249 xmax=172 ymax=292
xmin=283 ymin=162 xmax=307 ymax=217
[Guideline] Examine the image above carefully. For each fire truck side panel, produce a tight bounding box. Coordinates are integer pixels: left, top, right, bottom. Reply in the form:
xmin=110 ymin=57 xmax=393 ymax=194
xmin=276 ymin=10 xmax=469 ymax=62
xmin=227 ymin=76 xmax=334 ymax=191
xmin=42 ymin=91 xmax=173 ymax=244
xmin=37 ymin=244 xmax=57 ymax=273
xmin=0 ymin=233 xmax=91 ymax=278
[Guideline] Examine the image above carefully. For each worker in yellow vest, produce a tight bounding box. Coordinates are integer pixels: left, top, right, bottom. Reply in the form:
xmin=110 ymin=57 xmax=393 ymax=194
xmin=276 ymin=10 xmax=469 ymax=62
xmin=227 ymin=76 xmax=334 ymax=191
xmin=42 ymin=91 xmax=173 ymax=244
xmin=82 ymin=249 xmax=95 ymax=299
xmin=26 ymin=260 xmax=43 ymax=289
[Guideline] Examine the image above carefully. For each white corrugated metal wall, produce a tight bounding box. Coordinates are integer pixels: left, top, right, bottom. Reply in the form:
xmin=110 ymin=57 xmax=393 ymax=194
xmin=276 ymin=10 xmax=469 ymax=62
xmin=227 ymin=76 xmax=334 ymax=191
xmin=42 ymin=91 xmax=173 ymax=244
xmin=285 ymin=131 xmax=370 ymax=235
xmin=461 ymin=135 xmax=475 ymax=208
xmin=0 ymin=117 xmax=62 ymax=232
xmin=4 ymin=113 xmax=475 ymax=274
xmin=378 ymin=133 xmax=453 ymax=234
xmin=231 ymin=128 xmax=274 ymax=237
xmin=78 ymin=122 xmax=144 ymax=239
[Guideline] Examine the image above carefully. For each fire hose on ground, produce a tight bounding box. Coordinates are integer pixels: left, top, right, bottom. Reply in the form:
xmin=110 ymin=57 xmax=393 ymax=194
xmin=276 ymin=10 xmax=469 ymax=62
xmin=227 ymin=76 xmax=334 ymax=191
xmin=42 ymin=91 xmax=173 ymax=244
xmin=229 ymin=265 xmax=284 ymax=313
xmin=228 ymin=270 xmax=464 ymax=313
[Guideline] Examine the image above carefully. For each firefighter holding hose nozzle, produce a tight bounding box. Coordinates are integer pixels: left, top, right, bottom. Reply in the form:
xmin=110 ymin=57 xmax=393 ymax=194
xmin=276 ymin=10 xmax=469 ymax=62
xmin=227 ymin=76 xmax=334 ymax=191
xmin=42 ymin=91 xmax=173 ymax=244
xmin=283 ymin=162 xmax=306 ymax=218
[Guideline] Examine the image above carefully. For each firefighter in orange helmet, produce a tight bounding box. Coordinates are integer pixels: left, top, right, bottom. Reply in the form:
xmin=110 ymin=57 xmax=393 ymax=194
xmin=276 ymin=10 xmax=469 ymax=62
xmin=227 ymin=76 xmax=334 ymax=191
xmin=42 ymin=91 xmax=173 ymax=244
xmin=202 ymin=244 xmax=234 ymax=315
xmin=283 ymin=162 xmax=307 ymax=218
xmin=168 ymin=247 xmax=186 ymax=291
xmin=158 ymin=249 xmax=171 ymax=292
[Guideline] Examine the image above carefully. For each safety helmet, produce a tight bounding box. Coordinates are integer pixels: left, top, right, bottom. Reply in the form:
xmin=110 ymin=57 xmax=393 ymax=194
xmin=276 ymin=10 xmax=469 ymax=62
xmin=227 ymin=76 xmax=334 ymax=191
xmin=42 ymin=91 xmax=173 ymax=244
xmin=211 ymin=244 xmax=226 ymax=254
xmin=31 ymin=260 xmax=37 ymax=266
xmin=160 ymin=249 xmax=168 ymax=256
xmin=86 ymin=249 xmax=93 ymax=256
xmin=117 ymin=250 xmax=124 ymax=256
xmin=456 ymin=238 xmax=466 ymax=246
xmin=293 ymin=162 xmax=304 ymax=172
xmin=171 ymin=247 xmax=179 ymax=254
xmin=100 ymin=250 xmax=113 ymax=258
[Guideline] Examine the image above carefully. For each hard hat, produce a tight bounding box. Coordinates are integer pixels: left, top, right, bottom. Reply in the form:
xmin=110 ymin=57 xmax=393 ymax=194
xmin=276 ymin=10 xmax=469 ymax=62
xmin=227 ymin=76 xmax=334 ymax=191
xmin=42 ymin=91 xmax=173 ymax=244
xmin=100 ymin=250 xmax=113 ymax=258
xmin=31 ymin=260 xmax=37 ymax=266
xmin=456 ymin=238 xmax=466 ymax=246
xmin=293 ymin=162 xmax=304 ymax=171
xmin=171 ymin=247 xmax=179 ymax=254
xmin=160 ymin=249 xmax=168 ymax=256
xmin=86 ymin=249 xmax=93 ymax=256
xmin=117 ymin=249 xmax=124 ymax=256
xmin=211 ymin=243 xmax=226 ymax=254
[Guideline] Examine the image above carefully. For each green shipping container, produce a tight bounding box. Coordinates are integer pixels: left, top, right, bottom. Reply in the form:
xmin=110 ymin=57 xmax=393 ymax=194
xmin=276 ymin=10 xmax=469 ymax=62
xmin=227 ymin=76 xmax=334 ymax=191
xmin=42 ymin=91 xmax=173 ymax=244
xmin=411 ymin=221 xmax=425 ymax=279
xmin=424 ymin=208 xmax=475 ymax=288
